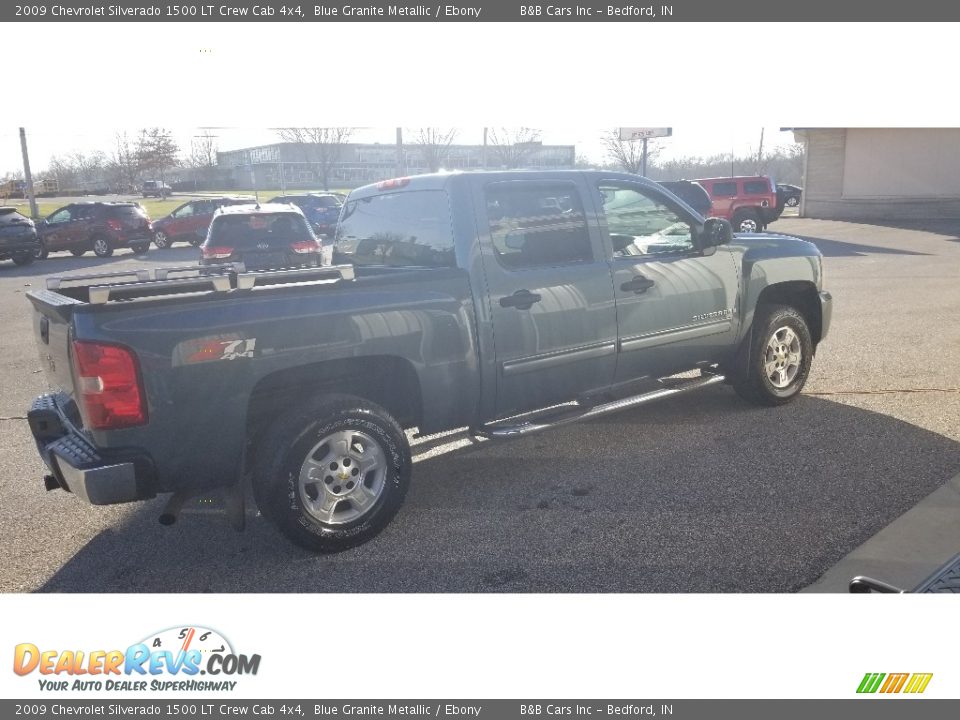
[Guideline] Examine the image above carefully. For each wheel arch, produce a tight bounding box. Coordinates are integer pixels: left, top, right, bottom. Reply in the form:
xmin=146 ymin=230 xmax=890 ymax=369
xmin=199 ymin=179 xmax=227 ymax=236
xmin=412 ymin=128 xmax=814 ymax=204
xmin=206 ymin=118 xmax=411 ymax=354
xmin=754 ymin=280 xmax=823 ymax=347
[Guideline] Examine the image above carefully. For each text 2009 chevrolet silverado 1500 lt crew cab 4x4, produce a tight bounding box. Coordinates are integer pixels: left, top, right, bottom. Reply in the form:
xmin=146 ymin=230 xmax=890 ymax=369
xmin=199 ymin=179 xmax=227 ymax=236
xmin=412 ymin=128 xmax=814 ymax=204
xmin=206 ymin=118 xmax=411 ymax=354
xmin=26 ymin=171 xmax=832 ymax=552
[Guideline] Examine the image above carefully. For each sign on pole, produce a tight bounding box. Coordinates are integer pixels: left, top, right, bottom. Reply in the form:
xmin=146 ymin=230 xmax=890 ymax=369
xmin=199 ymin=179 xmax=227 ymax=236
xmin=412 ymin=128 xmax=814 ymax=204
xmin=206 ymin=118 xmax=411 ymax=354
xmin=619 ymin=127 xmax=672 ymax=141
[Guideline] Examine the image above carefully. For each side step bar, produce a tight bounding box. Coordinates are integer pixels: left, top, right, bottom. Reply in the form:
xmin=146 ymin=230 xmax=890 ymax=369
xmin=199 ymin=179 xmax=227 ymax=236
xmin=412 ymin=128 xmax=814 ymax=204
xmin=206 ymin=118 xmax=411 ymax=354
xmin=475 ymin=372 xmax=726 ymax=439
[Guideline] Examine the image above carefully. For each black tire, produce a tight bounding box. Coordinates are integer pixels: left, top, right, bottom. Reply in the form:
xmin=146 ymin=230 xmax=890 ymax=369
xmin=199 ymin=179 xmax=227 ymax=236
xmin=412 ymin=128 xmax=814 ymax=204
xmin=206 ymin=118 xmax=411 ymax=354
xmin=732 ymin=209 xmax=761 ymax=233
xmin=188 ymin=235 xmax=203 ymax=247
xmin=252 ymin=393 xmax=411 ymax=553
xmin=70 ymin=247 xmax=86 ymax=257
xmin=786 ymin=196 xmax=799 ymax=207
xmin=35 ymin=239 xmax=49 ymax=260
xmin=130 ymin=243 xmax=149 ymax=255
xmin=733 ymin=304 xmax=814 ymax=406
xmin=91 ymin=235 xmax=113 ymax=258
xmin=154 ymin=231 xmax=172 ymax=249
xmin=12 ymin=252 xmax=34 ymax=266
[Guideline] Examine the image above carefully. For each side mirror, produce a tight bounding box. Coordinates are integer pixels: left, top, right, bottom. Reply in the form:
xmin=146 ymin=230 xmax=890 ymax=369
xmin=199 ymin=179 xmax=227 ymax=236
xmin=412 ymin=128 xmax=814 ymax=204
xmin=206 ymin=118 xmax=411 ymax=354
xmin=701 ymin=218 xmax=733 ymax=248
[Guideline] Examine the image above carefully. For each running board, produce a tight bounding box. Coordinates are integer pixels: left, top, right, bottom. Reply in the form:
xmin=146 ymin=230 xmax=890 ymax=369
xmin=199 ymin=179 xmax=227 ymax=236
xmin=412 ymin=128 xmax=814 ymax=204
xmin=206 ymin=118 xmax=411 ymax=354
xmin=475 ymin=372 xmax=726 ymax=439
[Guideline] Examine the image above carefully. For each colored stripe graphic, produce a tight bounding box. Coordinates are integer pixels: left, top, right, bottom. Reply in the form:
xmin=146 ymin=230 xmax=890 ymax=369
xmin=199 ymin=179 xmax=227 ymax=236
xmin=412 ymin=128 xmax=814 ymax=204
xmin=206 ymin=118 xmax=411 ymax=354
xmin=880 ymin=673 xmax=909 ymax=693
xmin=904 ymin=673 xmax=933 ymax=694
xmin=857 ymin=673 xmax=885 ymax=693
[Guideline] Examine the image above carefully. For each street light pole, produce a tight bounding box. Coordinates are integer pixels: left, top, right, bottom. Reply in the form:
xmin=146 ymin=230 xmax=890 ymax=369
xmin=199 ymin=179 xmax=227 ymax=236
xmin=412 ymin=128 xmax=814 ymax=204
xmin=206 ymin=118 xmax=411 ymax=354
xmin=19 ymin=128 xmax=39 ymax=219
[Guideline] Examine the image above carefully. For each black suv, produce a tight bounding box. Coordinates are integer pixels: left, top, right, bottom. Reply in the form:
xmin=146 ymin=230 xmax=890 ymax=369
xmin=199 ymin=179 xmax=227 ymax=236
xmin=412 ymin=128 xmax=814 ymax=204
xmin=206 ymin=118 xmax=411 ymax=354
xmin=0 ymin=207 xmax=40 ymax=266
xmin=200 ymin=203 xmax=322 ymax=270
xmin=36 ymin=202 xmax=154 ymax=258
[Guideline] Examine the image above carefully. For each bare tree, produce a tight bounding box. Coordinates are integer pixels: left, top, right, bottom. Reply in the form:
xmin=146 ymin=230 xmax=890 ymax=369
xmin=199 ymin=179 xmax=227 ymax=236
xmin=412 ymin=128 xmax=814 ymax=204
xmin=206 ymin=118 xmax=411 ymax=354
xmin=411 ymin=127 xmax=458 ymax=172
xmin=601 ymin=128 xmax=661 ymax=175
xmin=186 ymin=131 xmax=220 ymax=187
xmin=108 ymin=132 xmax=140 ymax=192
xmin=487 ymin=127 xmax=542 ymax=168
xmin=275 ymin=127 xmax=353 ymax=190
xmin=136 ymin=128 xmax=180 ymax=185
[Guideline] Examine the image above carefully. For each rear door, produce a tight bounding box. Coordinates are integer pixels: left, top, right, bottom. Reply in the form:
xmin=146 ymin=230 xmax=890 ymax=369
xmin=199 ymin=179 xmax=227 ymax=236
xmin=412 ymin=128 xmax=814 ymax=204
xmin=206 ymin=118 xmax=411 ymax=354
xmin=474 ymin=177 xmax=618 ymax=418
xmin=592 ymin=179 xmax=741 ymax=381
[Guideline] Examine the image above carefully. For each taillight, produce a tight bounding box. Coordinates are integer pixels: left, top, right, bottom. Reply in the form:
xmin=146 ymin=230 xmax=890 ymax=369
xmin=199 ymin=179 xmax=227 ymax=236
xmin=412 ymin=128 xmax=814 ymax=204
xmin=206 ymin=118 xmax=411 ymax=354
xmin=202 ymin=246 xmax=233 ymax=259
xmin=376 ymin=177 xmax=410 ymax=191
xmin=290 ymin=240 xmax=321 ymax=254
xmin=106 ymin=219 xmax=123 ymax=232
xmin=71 ymin=341 xmax=147 ymax=430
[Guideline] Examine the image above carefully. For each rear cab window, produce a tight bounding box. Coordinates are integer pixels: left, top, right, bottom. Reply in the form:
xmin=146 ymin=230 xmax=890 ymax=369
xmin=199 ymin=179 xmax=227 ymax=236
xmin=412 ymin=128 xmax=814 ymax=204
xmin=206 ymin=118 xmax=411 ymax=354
xmin=334 ymin=190 xmax=455 ymax=268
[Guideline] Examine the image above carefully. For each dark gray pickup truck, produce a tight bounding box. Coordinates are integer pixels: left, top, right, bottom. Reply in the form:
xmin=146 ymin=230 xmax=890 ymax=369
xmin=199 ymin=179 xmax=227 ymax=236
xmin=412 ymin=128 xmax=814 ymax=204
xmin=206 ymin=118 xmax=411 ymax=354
xmin=26 ymin=171 xmax=832 ymax=552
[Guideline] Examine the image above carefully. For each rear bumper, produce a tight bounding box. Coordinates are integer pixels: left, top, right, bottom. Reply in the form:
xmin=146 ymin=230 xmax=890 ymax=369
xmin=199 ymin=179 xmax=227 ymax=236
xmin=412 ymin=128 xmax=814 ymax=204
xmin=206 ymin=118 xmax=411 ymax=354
xmin=28 ymin=393 xmax=156 ymax=505
xmin=0 ymin=237 xmax=40 ymax=256
xmin=819 ymin=290 xmax=833 ymax=341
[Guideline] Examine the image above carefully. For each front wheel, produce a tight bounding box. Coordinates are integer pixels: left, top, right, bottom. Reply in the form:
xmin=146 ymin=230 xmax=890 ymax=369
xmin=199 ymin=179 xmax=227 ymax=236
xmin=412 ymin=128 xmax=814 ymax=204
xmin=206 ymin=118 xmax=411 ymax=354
xmin=733 ymin=304 xmax=814 ymax=406
xmin=130 ymin=243 xmax=149 ymax=255
xmin=154 ymin=231 xmax=172 ymax=249
xmin=252 ymin=394 xmax=411 ymax=553
xmin=70 ymin=247 xmax=86 ymax=257
xmin=732 ymin=209 xmax=761 ymax=233
xmin=92 ymin=236 xmax=113 ymax=257
xmin=12 ymin=252 xmax=34 ymax=266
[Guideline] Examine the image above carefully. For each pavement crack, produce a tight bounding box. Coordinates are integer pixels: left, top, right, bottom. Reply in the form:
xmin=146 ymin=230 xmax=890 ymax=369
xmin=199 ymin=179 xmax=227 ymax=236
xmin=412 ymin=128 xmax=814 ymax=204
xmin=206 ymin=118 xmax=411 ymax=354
xmin=0 ymin=416 xmax=27 ymax=421
xmin=807 ymin=388 xmax=960 ymax=397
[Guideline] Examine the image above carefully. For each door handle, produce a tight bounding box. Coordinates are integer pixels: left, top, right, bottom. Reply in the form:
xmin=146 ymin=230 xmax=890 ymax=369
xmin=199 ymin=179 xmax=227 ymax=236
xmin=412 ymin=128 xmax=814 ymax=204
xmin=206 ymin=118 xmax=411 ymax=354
xmin=499 ymin=289 xmax=542 ymax=310
xmin=620 ymin=275 xmax=656 ymax=294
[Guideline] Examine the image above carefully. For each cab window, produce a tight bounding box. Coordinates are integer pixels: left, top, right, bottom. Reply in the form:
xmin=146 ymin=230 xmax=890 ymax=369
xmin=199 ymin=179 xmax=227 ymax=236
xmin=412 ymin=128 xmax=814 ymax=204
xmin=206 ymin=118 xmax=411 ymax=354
xmin=597 ymin=184 xmax=694 ymax=257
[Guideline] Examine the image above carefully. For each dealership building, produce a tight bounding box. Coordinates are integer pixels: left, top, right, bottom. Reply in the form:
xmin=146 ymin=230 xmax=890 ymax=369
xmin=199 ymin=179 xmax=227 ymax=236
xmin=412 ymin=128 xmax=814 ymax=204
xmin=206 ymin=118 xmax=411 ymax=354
xmin=792 ymin=128 xmax=960 ymax=220
xmin=217 ymin=141 xmax=577 ymax=189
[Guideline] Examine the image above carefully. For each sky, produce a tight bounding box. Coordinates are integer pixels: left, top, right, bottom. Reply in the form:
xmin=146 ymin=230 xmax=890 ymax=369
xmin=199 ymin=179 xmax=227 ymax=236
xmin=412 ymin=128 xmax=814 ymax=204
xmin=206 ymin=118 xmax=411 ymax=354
xmin=0 ymin=126 xmax=800 ymax=177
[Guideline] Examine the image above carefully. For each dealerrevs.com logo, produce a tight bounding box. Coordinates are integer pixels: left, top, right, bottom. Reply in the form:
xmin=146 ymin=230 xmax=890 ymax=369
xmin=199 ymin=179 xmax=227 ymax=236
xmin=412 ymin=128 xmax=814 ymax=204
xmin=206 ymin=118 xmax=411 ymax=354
xmin=13 ymin=626 xmax=261 ymax=693
xmin=857 ymin=672 xmax=933 ymax=694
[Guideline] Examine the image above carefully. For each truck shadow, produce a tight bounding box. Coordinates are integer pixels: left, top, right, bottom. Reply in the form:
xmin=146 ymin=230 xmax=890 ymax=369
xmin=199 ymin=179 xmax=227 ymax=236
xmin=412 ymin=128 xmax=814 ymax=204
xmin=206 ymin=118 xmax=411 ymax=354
xmin=36 ymin=387 xmax=960 ymax=593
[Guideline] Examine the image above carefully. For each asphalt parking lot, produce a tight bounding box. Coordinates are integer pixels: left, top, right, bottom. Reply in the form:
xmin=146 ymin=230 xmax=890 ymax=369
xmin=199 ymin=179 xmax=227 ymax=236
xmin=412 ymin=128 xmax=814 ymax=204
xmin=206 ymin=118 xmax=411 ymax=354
xmin=1 ymin=218 xmax=958 ymax=593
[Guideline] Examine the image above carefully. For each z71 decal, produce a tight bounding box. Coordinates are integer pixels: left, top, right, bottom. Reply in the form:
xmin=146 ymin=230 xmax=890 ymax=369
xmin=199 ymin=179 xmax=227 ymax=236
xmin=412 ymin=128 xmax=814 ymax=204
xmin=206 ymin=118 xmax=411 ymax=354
xmin=173 ymin=336 xmax=258 ymax=366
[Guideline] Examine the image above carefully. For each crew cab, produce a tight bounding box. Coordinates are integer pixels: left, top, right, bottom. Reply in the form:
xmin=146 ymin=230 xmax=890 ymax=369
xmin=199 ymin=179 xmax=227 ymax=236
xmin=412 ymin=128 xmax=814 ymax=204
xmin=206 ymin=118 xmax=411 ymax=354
xmin=695 ymin=175 xmax=782 ymax=233
xmin=26 ymin=171 xmax=832 ymax=553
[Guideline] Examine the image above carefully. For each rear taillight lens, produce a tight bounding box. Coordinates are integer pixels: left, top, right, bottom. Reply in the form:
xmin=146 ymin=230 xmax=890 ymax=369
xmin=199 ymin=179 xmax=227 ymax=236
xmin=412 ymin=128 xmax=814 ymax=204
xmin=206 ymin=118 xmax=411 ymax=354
xmin=106 ymin=219 xmax=123 ymax=232
xmin=71 ymin=341 xmax=147 ymax=430
xmin=290 ymin=240 xmax=321 ymax=254
xmin=202 ymin=246 xmax=234 ymax=259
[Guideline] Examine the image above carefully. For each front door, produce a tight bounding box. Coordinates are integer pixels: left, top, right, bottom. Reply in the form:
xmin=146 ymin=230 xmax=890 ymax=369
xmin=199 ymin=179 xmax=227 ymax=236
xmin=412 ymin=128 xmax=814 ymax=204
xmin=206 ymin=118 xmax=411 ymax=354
xmin=41 ymin=206 xmax=74 ymax=251
xmin=476 ymin=178 xmax=618 ymax=418
xmin=592 ymin=180 xmax=741 ymax=382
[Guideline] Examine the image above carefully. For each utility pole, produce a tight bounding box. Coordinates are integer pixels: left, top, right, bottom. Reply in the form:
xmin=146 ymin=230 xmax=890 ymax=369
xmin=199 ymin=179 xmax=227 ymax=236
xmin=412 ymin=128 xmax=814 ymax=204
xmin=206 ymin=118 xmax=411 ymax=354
xmin=757 ymin=128 xmax=765 ymax=171
xmin=396 ymin=127 xmax=405 ymax=176
xmin=19 ymin=128 xmax=39 ymax=219
xmin=482 ymin=127 xmax=488 ymax=170
xmin=641 ymin=138 xmax=648 ymax=177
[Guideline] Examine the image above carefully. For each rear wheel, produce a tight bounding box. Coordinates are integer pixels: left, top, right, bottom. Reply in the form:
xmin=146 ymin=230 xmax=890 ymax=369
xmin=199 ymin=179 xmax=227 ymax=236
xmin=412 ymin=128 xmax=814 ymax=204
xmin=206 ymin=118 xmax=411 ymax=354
xmin=92 ymin=235 xmax=113 ymax=258
xmin=130 ymin=243 xmax=149 ymax=255
xmin=12 ymin=252 xmax=34 ymax=266
xmin=153 ymin=231 xmax=171 ymax=249
xmin=786 ymin=196 xmax=799 ymax=207
xmin=732 ymin=209 xmax=761 ymax=233
xmin=70 ymin=247 xmax=86 ymax=257
xmin=188 ymin=235 xmax=203 ymax=247
xmin=252 ymin=394 xmax=411 ymax=553
xmin=733 ymin=304 xmax=813 ymax=406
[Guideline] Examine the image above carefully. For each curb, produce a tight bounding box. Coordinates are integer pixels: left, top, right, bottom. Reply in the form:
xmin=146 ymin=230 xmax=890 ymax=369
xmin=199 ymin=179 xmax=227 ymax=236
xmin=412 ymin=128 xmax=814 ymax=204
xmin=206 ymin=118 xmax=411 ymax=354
xmin=803 ymin=471 xmax=960 ymax=592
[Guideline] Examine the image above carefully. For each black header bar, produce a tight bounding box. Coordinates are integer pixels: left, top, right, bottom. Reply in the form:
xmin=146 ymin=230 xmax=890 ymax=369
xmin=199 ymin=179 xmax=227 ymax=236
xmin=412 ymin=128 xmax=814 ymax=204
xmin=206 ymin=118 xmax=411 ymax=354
xmin=5 ymin=0 xmax=960 ymax=22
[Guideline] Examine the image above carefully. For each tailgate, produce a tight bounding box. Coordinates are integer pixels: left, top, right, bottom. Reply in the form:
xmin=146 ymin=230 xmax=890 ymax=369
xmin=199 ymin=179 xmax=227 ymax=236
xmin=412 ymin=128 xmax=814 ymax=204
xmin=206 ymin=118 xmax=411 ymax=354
xmin=26 ymin=289 xmax=80 ymax=396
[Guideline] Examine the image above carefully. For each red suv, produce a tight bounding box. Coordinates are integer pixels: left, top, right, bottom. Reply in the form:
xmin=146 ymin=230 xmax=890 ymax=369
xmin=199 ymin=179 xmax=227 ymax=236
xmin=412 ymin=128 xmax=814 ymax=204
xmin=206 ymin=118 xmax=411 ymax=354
xmin=694 ymin=176 xmax=781 ymax=233
xmin=152 ymin=196 xmax=253 ymax=249
xmin=36 ymin=202 xmax=154 ymax=258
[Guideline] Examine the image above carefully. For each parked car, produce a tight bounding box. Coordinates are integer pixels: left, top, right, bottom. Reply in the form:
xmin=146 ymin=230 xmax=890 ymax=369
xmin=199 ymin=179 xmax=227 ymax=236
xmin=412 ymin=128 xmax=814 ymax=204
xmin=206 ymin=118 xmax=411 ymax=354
xmin=777 ymin=183 xmax=803 ymax=208
xmin=25 ymin=171 xmax=831 ymax=553
xmin=199 ymin=203 xmax=322 ymax=270
xmin=657 ymin=180 xmax=712 ymax=216
xmin=35 ymin=202 xmax=154 ymax=258
xmin=153 ymin=196 xmax=254 ymax=249
xmin=141 ymin=180 xmax=172 ymax=198
xmin=0 ymin=207 xmax=40 ymax=266
xmin=266 ymin=193 xmax=343 ymax=236
xmin=694 ymin=175 xmax=782 ymax=233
